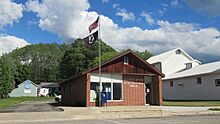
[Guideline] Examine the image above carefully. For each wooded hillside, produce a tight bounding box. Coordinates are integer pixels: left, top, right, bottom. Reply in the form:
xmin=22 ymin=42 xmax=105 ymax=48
xmin=0 ymin=39 xmax=152 ymax=98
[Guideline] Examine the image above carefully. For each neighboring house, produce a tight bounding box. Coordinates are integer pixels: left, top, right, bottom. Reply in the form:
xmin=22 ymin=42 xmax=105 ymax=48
xmin=163 ymin=61 xmax=220 ymax=100
xmin=147 ymin=47 xmax=201 ymax=76
xmin=60 ymin=49 xmax=165 ymax=106
xmin=147 ymin=48 xmax=206 ymax=100
xmin=9 ymin=80 xmax=38 ymax=97
xmin=40 ymin=82 xmax=60 ymax=95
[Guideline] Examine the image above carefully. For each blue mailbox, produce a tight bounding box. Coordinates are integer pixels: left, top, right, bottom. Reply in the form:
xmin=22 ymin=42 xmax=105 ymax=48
xmin=101 ymin=92 xmax=107 ymax=105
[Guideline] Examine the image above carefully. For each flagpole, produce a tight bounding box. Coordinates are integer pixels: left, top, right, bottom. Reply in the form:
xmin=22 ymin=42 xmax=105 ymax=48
xmin=98 ymin=15 xmax=102 ymax=107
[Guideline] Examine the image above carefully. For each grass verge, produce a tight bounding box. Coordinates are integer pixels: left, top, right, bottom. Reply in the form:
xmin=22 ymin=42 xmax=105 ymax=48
xmin=163 ymin=101 xmax=220 ymax=107
xmin=0 ymin=97 xmax=54 ymax=109
xmin=209 ymin=108 xmax=220 ymax=111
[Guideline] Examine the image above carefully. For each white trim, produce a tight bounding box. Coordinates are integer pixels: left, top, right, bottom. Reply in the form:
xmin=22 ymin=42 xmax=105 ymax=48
xmin=90 ymin=73 xmax=122 ymax=83
xmin=89 ymin=74 xmax=123 ymax=102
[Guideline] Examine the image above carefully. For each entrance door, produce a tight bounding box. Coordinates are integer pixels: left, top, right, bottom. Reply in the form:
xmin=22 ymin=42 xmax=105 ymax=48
xmin=145 ymin=84 xmax=151 ymax=104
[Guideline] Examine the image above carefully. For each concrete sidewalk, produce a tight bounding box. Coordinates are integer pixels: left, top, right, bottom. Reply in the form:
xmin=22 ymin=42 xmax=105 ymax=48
xmin=0 ymin=105 xmax=220 ymax=123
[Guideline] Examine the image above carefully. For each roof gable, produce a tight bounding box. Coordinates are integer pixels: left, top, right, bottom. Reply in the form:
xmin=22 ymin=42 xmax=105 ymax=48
xmin=61 ymin=49 xmax=164 ymax=83
xmin=83 ymin=49 xmax=164 ymax=76
xmin=147 ymin=47 xmax=201 ymax=64
xmin=18 ymin=80 xmax=38 ymax=87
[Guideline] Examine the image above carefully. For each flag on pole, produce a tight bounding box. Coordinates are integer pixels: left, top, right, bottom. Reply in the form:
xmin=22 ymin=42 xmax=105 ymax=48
xmin=83 ymin=30 xmax=98 ymax=45
xmin=89 ymin=16 xmax=99 ymax=33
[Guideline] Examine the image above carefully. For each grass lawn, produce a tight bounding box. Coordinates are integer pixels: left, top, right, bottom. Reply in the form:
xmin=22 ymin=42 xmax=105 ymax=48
xmin=163 ymin=101 xmax=220 ymax=107
xmin=0 ymin=97 xmax=54 ymax=109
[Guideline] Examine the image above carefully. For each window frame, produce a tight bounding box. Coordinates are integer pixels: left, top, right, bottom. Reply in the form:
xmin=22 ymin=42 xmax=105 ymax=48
xmin=113 ymin=83 xmax=122 ymax=100
xmin=170 ymin=81 xmax=174 ymax=87
xmin=175 ymin=49 xmax=181 ymax=54
xmin=90 ymin=81 xmax=123 ymax=102
xmin=124 ymin=56 xmax=129 ymax=65
xmin=215 ymin=79 xmax=220 ymax=87
xmin=197 ymin=77 xmax=202 ymax=85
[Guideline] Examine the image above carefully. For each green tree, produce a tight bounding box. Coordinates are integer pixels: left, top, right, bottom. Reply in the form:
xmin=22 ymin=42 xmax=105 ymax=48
xmin=0 ymin=56 xmax=14 ymax=98
xmin=135 ymin=50 xmax=153 ymax=60
xmin=8 ymin=43 xmax=65 ymax=84
xmin=93 ymin=51 xmax=118 ymax=66
xmin=59 ymin=39 xmax=116 ymax=79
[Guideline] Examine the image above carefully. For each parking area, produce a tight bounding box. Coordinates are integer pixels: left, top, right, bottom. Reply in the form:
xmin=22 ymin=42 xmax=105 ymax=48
xmin=0 ymin=101 xmax=63 ymax=113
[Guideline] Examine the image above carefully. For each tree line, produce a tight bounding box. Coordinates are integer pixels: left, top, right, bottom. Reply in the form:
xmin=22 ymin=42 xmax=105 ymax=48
xmin=0 ymin=39 xmax=152 ymax=98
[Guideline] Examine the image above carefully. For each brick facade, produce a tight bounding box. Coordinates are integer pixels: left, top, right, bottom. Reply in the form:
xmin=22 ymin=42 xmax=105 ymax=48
xmin=88 ymin=74 xmax=145 ymax=106
xmin=61 ymin=50 xmax=164 ymax=106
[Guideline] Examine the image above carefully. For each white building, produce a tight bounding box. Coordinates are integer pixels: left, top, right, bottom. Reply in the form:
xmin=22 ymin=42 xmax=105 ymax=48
xmin=163 ymin=61 xmax=220 ymax=100
xmin=147 ymin=47 xmax=201 ymax=76
xmin=146 ymin=48 xmax=220 ymax=100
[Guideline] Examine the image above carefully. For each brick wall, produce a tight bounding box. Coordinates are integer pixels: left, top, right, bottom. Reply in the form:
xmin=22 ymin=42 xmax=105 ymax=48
xmin=61 ymin=74 xmax=87 ymax=106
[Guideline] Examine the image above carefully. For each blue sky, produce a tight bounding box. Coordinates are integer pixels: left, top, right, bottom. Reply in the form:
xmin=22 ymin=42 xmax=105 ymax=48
xmin=0 ymin=0 xmax=220 ymax=63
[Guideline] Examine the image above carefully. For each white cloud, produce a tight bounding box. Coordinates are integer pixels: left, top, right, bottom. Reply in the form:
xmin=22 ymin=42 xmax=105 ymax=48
xmin=171 ymin=0 xmax=178 ymax=6
xmin=0 ymin=0 xmax=24 ymax=29
xmin=116 ymin=8 xmax=135 ymax=22
xmin=186 ymin=0 xmax=220 ymax=17
xmin=113 ymin=3 xmax=120 ymax=9
xmin=102 ymin=0 xmax=109 ymax=3
xmin=0 ymin=35 xmax=29 ymax=55
xmin=25 ymin=0 xmax=220 ymax=57
xmin=161 ymin=3 xmax=168 ymax=7
xmin=158 ymin=10 xmax=164 ymax=16
xmin=26 ymin=0 xmax=90 ymax=40
xmin=141 ymin=11 xmax=155 ymax=25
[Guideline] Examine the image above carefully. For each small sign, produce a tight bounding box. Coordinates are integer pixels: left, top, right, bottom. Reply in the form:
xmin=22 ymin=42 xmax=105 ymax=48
xmin=24 ymin=89 xmax=31 ymax=93
xmin=130 ymin=84 xmax=138 ymax=87
xmin=24 ymin=80 xmax=31 ymax=89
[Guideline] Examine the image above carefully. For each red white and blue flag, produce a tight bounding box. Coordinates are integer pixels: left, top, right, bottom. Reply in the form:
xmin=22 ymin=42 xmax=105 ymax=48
xmin=89 ymin=16 xmax=99 ymax=33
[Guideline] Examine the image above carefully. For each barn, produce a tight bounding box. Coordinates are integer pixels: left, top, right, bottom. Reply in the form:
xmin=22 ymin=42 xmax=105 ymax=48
xmin=60 ymin=49 xmax=164 ymax=106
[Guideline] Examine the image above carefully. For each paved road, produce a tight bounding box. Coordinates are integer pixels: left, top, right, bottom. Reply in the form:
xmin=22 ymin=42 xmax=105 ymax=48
xmin=0 ymin=101 xmax=62 ymax=113
xmin=4 ymin=115 xmax=220 ymax=124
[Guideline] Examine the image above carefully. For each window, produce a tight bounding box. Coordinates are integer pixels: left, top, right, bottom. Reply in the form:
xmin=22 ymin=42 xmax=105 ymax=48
xmin=170 ymin=81 xmax=173 ymax=87
xmin=124 ymin=56 xmax=129 ymax=65
xmin=186 ymin=63 xmax=192 ymax=69
xmin=215 ymin=79 xmax=220 ymax=87
xmin=175 ymin=49 xmax=181 ymax=54
xmin=90 ymin=82 xmax=99 ymax=101
xmin=70 ymin=84 xmax=74 ymax=93
xmin=102 ymin=83 xmax=111 ymax=100
xmin=197 ymin=77 xmax=202 ymax=85
xmin=113 ymin=83 xmax=122 ymax=100
xmin=90 ymin=82 xmax=122 ymax=101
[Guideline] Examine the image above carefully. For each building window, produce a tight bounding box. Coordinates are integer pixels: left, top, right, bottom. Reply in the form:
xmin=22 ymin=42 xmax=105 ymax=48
xmin=70 ymin=84 xmax=74 ymax=93
xmin=124 ymin=56 xmax=129 ymax=65
xmin=102 ymin=83 xmax=111 ymax=100
xmin=197 ymin=77 xmax=202 ymax=85
xmin=90 ymin=82 xmax=99 ymax=101
xmin=186 ymin=63 xmax=192 ymax=69
xmin=215 ymin=79 xmax=220 ymax=87
xmin=90 ymin=82 xmax=122 ymax=101
xmin=175 ymin=49 xmax=181 ymax=54
xmin=170 ymin=81 xmax=173 ymax=87
xmin=113 ymin=83 xmax=122 ymax=100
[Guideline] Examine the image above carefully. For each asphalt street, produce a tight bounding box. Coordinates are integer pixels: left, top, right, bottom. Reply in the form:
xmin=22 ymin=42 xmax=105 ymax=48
xmin=4 ymin=115 xmax=220 ymax=124
xmin=0 ymin=101 xmax=62 ymax=113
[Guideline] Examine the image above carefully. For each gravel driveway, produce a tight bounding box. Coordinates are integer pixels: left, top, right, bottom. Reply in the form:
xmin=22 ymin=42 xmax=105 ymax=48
xmin=0 ymin=101 xmax=63 ymax=113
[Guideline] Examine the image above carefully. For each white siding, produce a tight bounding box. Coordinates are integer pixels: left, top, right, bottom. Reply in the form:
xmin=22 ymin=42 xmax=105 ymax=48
xmin=90 ymin=73 xmax=122 ymax=83
xmin=163 ymin=73 xmax=220 ymax=100
xmin=162 ymin=52 xmax=192 ymax=75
